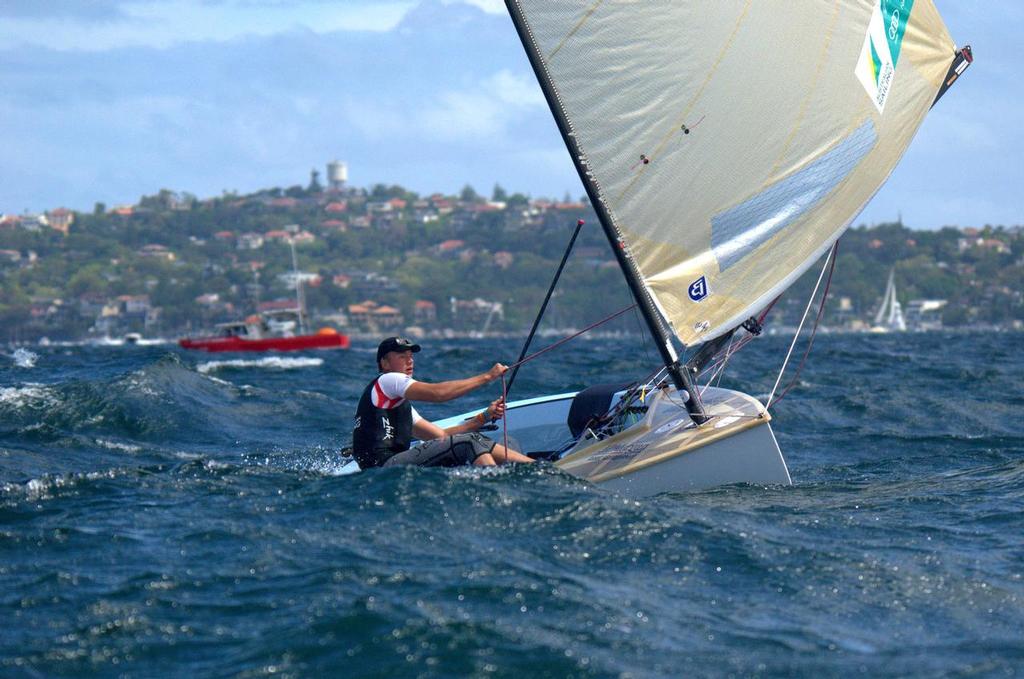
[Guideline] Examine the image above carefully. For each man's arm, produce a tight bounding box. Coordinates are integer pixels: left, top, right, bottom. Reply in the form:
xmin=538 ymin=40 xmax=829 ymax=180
xmin=404 ymin=363 xmax=507 ymax=403
xmin=411 ymin=397 xmax=507 ymax=440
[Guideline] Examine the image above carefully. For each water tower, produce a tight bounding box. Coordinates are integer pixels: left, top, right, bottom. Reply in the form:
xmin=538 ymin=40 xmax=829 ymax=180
xmin=326 ymin=160 xmax=348 ymax=191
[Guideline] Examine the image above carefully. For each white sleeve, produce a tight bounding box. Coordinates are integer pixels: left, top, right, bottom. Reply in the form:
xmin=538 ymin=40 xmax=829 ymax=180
xmin=376 ymin=372 xmax=416 ymax=400
xmin=410 ymin=405 xmax=422 ymax=424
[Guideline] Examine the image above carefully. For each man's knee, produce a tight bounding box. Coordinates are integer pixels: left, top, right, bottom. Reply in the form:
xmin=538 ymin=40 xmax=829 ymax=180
xmin=450 ymin=433 xmax=496 ymax=465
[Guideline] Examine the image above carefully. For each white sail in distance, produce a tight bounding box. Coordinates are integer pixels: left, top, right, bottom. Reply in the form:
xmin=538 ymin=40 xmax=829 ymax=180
xmin=508 ymin=0 xmax=957 ymax=346
xmin=873 ymin=269 xmax=907 ymax=331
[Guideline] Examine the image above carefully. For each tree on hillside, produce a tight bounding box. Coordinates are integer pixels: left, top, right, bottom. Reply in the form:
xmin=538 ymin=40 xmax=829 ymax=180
xmin=308 ymin=169 xmax=323 ymax=194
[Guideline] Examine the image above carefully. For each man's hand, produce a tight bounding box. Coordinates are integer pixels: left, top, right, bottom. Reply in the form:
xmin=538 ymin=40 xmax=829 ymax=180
xmin=486 ymin=397 xmax=506 ymax=421
xmin=485 ymin=363 xmax=509 ymax=382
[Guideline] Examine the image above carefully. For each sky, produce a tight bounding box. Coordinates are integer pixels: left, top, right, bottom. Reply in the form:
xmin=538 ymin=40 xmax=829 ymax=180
xmin=0 ymin=0 xmax=1020 ymax=230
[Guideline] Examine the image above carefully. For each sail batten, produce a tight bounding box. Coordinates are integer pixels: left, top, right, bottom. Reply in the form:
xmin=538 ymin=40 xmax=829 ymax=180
xmin=508 ymin=0 xmax=956 ymax=346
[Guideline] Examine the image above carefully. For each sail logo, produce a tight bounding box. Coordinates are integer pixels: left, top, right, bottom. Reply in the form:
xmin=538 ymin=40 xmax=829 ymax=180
xmin=855 ymin=0 xmax=915 ymax=113
xmin=688 ymin=276 xmax=709 ymax=302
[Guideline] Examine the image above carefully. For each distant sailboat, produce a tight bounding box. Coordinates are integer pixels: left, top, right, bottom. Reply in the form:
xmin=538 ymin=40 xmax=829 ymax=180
xmin=872 ymin=270 xmax=907 ymax=333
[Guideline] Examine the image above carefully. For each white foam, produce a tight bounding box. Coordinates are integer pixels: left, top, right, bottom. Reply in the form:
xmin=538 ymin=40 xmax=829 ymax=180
xmin=95 ymin=439 xmax=142 ymax=453
xmin=196 ymin=356 xmax=324 ymax=374
xmin=0 ymin=383 xmax=56 ymax=409
xmin=248 ymin=447 xmax=359 ymax=476
xmin=3 ymin=468 xmax=121 ymax=501
xmin=11 ymin=348 xmax=38 ymax=368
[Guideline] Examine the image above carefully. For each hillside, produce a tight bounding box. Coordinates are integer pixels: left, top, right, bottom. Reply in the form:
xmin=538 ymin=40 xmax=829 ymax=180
xmin=2 ymin=183 xmax=1021 ymax=342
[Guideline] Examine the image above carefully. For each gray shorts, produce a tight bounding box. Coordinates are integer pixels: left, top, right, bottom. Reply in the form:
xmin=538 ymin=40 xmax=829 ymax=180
xmin=382 ymin=433 xmax=496 ymax=468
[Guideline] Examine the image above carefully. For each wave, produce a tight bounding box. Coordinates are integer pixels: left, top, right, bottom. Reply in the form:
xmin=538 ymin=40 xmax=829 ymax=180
xmin=0 ymin=383 xmax=57 ymax=409
xmin=0 ymin=356 xmax=252 ymax=442
xmin=0 ymin=466 xmax=127 ymax=502
xmin=196 ymin=356 xmax=324 ymax=374
xmin=6 ymin=347 xmax=39 ymax=368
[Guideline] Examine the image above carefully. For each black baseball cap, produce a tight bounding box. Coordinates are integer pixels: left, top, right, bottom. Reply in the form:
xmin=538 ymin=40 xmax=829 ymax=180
xmin=376 ymin=336 xmax=421 ymax=363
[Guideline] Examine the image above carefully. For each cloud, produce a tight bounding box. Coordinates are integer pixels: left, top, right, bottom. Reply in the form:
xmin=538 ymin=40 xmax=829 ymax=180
xmin=0 ymin=0 xmax=414 ymax=51
xmin=342 ymin=69 xmax=545 ymax=144
xmin=420 ymin=71 xmax=544 ymax=140
xmin=441 ymin=0 xmax=504 ymax=13
xmin=3 ymin=0 xmax=1017 ymax=223
xmin=0 ymin=1 xmax=128 ymax=20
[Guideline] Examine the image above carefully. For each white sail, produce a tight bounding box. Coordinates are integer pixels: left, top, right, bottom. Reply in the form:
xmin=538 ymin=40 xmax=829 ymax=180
xmin=873 ymin=269 xmax=895 ymax=325
xmin=508 ymin=0 xmax=956 ymax=346
xmin=873 ymin=268 xmax=907 ymax=331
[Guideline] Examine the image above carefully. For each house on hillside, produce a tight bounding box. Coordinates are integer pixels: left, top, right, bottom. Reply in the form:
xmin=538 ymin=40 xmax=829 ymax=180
xmin=433 ymin=240 xmax=465 ymax=258
xmin=347 ymin=300 xmax=404 ymax=333
xmin=0 ymin=215 xmax=21 ymax=229
xmin=905 ymin=300 xmax=947 ymax=331
xmin=413 ymin=300 xmax=437 ymax=325
xmin=450 ymin=297 xmax=503 ymax=331
xmin=138 ymin=244 xmax=176 ymax=261
xmin=46 ymin=208 xmax=74 ymax=234
xmin=350 ymin=272 xmax=398 ymax=298
xmin=268 ymin=197 xmax=298 ymax=209
xmin=958 ymin=236 xmax=1011 ymax=254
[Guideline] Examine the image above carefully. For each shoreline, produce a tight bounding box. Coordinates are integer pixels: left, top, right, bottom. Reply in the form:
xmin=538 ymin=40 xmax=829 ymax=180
xmin=10 ymin=323 xmax=1023 ymax=350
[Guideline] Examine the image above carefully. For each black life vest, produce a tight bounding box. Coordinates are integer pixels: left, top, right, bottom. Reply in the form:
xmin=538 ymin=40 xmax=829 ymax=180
xmin=351 ymin=375 xmax=414 ymax=469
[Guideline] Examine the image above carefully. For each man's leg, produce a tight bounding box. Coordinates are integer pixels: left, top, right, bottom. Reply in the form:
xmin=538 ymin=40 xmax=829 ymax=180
xmin=490 ymin=443 xmax=535 ymax=464
xmin=473 ymin=453 xmax=497 ymax=466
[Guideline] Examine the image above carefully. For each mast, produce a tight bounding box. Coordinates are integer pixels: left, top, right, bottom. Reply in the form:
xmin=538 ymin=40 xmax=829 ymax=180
xmin=289 ymin=237 xmax=307 ymax=335
xmin=874 ymin=271 xmax=894 ymax=326
xmin=504 ymin=1 xmax=709 ymax=424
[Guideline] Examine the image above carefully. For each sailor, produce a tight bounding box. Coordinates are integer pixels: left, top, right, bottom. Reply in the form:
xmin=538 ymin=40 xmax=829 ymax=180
xmin=351 ymin=337 xmax=535 ymax=469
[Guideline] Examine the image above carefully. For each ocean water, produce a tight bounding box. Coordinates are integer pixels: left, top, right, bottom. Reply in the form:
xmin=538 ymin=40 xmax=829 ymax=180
xmin=1 ymin=333 xmax=1022 ymax=677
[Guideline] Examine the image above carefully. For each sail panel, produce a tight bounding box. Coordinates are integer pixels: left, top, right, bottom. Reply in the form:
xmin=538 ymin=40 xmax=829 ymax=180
xmin=509 ymin=0 xmax=955 ymax=345
xmin=711 ymin=119 xmax=877 ymax=271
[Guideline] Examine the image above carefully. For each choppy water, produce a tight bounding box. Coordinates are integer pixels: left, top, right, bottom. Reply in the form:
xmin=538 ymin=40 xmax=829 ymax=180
xmin=2 ymin=333 xmax=1022 ymax=677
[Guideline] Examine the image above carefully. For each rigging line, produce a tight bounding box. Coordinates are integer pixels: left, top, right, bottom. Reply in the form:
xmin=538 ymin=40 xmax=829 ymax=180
xmin=715 ymin=334 xmax=736 ymax=388
xmin=500 ymin=372 xmax=509 ymax=460
xmin=632 ymin=303 xmax=654 ymax=366
xmin=764 ymin=0 xmax=841 ymax=184
xmin=497 ymin=303 xmax=639 ymax=445
xmin=548 ymin=0 xmax=605 ymax=61
xmin=614 ymin=0 xmax=753 ymax=205
xmin=696 ymin=296 xmax=780 ymax=380
xmin=766 ymin=242 xmax=838 ymax=409
xmin=771 ymin=242 xmax=838 ymax=406
xmin=701 ymin=333 xmax=735 ymax=395
xmin=583 ymin=364 xmax=664 ymax=440
xmin=507 ymin=303 xmax=637 ymax=371
xmin=505 ymin=218 xmax=586 ymax=397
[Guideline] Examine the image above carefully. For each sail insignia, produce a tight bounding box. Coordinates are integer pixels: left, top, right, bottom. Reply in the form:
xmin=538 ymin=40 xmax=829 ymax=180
xmin=855 ymin=0 xmax=917 ymax=113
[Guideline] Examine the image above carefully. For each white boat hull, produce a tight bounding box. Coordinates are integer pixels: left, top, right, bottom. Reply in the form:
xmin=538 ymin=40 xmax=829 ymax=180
xmin=592 ymin=417 xmax=789 ymax=495
xmin=435 ymin=385 xmax=792 ymax=496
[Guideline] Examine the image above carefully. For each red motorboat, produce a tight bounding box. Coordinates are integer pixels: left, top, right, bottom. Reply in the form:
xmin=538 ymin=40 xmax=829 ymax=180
xmin=179 ymin=313 xmax=350 ymax=353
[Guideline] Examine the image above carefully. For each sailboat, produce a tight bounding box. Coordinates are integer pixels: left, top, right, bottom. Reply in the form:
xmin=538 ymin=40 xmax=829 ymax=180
xmin=871 ymin=269 xmax=907 ymax=332
xmin=447 ymin=0 xmax=971 ymax=494
xmin=340 ymin=2 xmax=971 ymax=492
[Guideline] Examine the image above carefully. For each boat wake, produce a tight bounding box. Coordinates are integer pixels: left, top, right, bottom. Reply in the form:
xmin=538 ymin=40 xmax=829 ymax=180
xmin=196 ymin=356 xmax=324 ymax=374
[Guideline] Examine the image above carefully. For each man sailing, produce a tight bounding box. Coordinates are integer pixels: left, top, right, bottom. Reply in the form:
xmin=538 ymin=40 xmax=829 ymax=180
xmin=352 ymin=337 xmax=535 ymax=469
